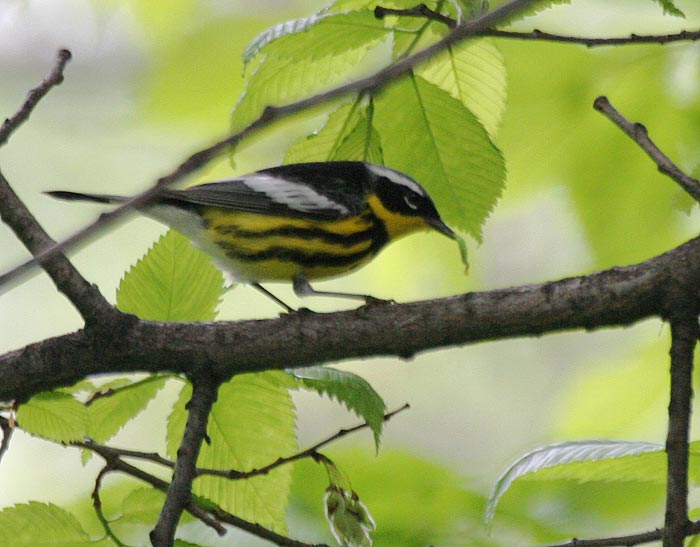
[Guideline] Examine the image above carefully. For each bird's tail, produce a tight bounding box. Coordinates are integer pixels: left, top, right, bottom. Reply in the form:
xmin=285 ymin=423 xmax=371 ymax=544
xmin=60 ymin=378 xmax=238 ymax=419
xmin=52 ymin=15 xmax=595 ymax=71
xmin=44 ymin=191 xmax=128 ymax=204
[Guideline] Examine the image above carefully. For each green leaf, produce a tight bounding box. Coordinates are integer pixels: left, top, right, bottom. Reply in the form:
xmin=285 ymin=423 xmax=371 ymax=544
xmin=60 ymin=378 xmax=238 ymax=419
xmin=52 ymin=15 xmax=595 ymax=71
xmin=59 ymin=379 xmax=98 ymax=396
xmin=496 ymin=0 xmax=572 ymax=24
xmin=286 ymin=99 xmax=384 ymax=164
xmin=116 ymin=229 xmax=224 ymax=322
xmin=17 ymin=392 xmax=88 ymax=443
xmin=86 ymin=376 xmax=169 ymax=444
xmin=290 ymin=366 xmax=386 ymax=451
xmin=119 ymin=487 xmax=167 ymax=525
xmin=244 ymin=10 xmax=389 ymax=64
xmin=0 ymin=502 xmax=89 ymax=547
xmin=333 ymin=103 xmax=384 ymax=163
xmin=231 ymin=11 xmax=391 ymax=132
xmin=285 ymin=101 xmax=361 ymax=163
xmin=374 ymin=73 xmax=505 ymax=240
xmin=416 ymin=38 xmax=506 ymax=140
xmin=676 ymin=164 xmax=700 ymax=214
xmin=328 ymin=0 xmax=438 ymax=12
xmin=457 ymin=234 xmax=470 ymax=272
xmin=455 ymin=0 xmax=488 ymax=19
xmin=243 ymin=12 xmax=331 ymax=65
xmin=167 ymin=372 xmax=297 ymax=532
xmin=319 ymin=455 xmax=355 ymax=492
xmin=652 ymin=0 xmax=685 ymax=16
xmin=485 ymin=440 xmax=664 ymax=524
xmin=325 ymin=484 xmax=376 ymax=547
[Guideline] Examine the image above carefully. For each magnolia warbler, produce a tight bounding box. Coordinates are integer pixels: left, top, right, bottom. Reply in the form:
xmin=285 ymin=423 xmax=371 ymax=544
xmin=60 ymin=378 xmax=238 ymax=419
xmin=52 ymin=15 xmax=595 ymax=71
xmin=47 ymin=161 xmax=455 ymax=311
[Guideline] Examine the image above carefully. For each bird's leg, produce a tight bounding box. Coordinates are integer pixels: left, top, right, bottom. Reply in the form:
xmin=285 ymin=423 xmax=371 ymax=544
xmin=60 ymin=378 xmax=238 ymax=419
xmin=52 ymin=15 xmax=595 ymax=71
xmin=252 ymin=283 xmax=295 ymax=313
xmin=292 ymin=274 xmax=388 ymax=305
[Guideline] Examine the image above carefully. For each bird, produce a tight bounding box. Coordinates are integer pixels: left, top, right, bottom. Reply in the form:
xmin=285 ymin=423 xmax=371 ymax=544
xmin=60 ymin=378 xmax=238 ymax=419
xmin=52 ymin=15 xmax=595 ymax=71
xmin=47 ymin=161 xmax=456 ymax=311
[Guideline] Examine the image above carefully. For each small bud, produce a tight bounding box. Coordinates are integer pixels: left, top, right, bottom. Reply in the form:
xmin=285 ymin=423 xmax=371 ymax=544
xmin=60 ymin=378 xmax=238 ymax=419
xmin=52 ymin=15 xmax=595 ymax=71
xmin=324 ymin=485 xmax=376 ymax=547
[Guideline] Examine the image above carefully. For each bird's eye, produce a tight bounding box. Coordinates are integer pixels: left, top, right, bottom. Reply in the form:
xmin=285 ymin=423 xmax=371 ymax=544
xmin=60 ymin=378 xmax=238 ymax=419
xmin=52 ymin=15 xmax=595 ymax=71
xmin=403 ymin=193 xmax=420 ymax=210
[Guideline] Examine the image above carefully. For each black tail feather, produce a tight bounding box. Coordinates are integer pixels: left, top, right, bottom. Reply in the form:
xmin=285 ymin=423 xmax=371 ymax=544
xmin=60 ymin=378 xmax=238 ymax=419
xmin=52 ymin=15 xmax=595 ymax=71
xmin=44 ymin=191 xmax=126 ymax=204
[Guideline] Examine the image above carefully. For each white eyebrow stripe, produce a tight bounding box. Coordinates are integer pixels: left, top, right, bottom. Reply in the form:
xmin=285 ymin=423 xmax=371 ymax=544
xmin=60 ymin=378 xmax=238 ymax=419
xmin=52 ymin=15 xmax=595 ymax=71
xmin=366 ymin=164 xmax=425 ymax=195
xmin=242 ymin=174 xmax=350 ymax=214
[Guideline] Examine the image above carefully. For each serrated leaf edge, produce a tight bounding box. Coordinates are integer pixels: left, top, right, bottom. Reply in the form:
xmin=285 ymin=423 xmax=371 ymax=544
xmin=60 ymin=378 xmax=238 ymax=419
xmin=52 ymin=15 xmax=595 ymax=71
xmin=485 ymin=439 xmax=664 ymax=524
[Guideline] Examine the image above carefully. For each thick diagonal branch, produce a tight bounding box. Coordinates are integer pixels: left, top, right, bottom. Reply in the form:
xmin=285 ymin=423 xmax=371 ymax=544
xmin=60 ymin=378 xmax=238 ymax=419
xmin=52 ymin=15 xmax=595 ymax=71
xmin=0 ymin=51 xmax=114 ymax=324
xmin=0 ymin=171 xmax=115 ymax=324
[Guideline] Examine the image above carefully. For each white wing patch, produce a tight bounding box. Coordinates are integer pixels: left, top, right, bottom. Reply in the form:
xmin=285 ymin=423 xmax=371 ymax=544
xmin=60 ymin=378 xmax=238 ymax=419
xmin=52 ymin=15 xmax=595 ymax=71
xmin=366 ymin=164 xmax=425 ymax=195
xmin=241 ymin=174 xmax=349 ymax=215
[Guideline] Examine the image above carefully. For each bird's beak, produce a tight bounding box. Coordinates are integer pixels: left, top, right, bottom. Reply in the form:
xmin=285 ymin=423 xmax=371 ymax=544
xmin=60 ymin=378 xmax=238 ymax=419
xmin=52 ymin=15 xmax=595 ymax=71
xmin=428 ymin=217 xmax=456 ymax=239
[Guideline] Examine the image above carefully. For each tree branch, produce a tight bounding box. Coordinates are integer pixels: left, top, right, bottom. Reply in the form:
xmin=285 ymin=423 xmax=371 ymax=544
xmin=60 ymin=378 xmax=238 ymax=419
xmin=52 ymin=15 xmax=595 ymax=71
xmin=0 ymin=52 xmax=115 ymax=324
xmin=0 ymin=170 xmax=116 ymax=324
xmin=483 ymin=28 xmax=700 ymax=47
xmin=80 ymin=440 xmax=328 ymax=546
xmin=375 ymin=4 xmax=457 ymax=28
xmin=205 ymin=505 xmax=329 ymax=547
xmin=0 ymin=49 xmax=72 ymax=146
xmin=594 ymin=96 xmax=700 ymax=202
xmin=92 ymin=467 xmax=127 ymax=547
xmin=78 ymin=439 xmax=177 ymax=469
xmin=373 ymin=5 xmax=700 ymax=47
xmin=3 ymin=233 xmax=700 ymax=403
xmin=83 ymin=441 xmax=227 ymax=536
xmin=150 ymin=376 xmax=220 ymax=547
xmin=0 ymin=0 xmax=538 ymax=291
xmin=539 ymin=521 xmax=700 ymax=547
xmin=663 ymin=318 xmax=698 ymax=547
xmin=76 ymin=405 xmax=408 ymax=480
xmin=198 ymin=404 xmax=409 ymax=480
xmin=80 ymin=431 xmax=700 ymax=547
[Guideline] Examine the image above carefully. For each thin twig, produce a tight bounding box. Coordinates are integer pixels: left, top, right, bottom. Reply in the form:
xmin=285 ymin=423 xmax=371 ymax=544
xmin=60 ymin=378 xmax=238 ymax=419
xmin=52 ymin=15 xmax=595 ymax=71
xmin=373 ymin=6 xmax=700 ymax=47
xmin=78 ymin=439 xmax=176 ymax=469
xmin=0 ymin=51 xmax=115 ymax=324
xmin=483 ymin=28 xmax=700 ymax=47
xmin=84 ymin=374 xmax=177 ymax=406
xmin=81 ymin=439 xmax=326 ymax=546
xmin=375 ymin=4 xmax=457 ymax=28
xmin=73 ymin=405 xmax=408 ymax=545
xmin=594 ymin=96 xmax=700 ymax=202
xmin=92 ymin=467 xmax=127 ymax=547
xmin=78 ymin=434 xmax=700 ymax=547
xmin=150 ymin=376 xmax=220 ymax=547
xmin=76 ymin=405 xmax=409 ymax=482
xmin=0 ymin=0 xmax=538 ymax=290
xmin=79 ymin=439 xmax=226 ymax=536
xmin=198 ymin=403 xmax=410 ymax=480
xmin=538 ymin=522 xmax=700 ymax=547
xmin=663 ymin=318 xmax=697 ymax=547
xmin=0 ymin=49 xmax=72 ymax=146
xmin=205 ymin=505 xmax=330 ymax=547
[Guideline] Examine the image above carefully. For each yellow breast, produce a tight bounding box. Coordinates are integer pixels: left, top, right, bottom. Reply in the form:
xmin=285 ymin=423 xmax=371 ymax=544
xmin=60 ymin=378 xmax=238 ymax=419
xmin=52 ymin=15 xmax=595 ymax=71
xmin=200 ymin=208 xmax=387 ymax=282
